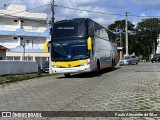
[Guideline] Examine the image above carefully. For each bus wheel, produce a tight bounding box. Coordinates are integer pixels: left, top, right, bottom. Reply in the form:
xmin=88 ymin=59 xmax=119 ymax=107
xmin=64 ymin=74 xmax=70 ymax=78
xmin=92 ymin=61 xmax=100 ymax=76
xmin=96 ymin=61 xmax=100 ymax=74
xmin=111 ymin=60 xmax=115 ymax=71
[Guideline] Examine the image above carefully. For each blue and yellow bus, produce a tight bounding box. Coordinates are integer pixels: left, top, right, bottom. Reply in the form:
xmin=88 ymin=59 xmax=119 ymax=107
xmin=44 ymin=18 xmax=118 ymax=77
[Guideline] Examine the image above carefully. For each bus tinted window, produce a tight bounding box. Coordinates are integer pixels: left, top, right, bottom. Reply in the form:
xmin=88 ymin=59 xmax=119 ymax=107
xmin=53 ymin=20 xmax=87 ymax=38
xmin=88 ymin=20 xmax=94 ymax=36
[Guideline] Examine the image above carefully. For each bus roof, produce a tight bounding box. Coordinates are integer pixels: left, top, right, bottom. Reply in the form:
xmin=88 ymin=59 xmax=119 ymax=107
xmin=54 ymin=18 xmax=115 ymax=34
xmin=55 ymin=18 xmax=89 ymax=23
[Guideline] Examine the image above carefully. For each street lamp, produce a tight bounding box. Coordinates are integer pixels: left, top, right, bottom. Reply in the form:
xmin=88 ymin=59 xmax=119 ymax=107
xmin=22 ymin=42 xmax=26 ymax=61
xmin=115 ymin=27 xmax=123 ymax=47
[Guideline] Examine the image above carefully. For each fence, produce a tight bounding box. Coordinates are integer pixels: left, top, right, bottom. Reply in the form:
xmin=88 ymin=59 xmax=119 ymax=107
xmin=0 ymin=61 xmax=38 ymax=76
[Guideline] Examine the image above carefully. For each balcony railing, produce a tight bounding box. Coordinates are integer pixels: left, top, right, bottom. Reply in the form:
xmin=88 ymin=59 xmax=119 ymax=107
xmin=0 ymin=28 xmax=48 ymax=37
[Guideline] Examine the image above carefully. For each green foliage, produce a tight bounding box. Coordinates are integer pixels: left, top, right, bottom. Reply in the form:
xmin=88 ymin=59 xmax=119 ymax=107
xmin=108 ymin=19 xmax=135 ymax=54
xmin=108 ymin=20 xmax=135 ymax=31
xmin=108 ymin=18 xmax=160 ymax=58
xmin=136 ymin=18 xmax=160 ymax=59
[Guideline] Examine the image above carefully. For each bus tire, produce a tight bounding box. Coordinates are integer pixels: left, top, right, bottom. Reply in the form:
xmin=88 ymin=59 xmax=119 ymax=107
xmin=64 ymin=74 xmax=70 ymax=78
xmin=96 ymin=60 xmax=100 ymax=74
xmin=110 ymin=59 xmax=115 ymax=71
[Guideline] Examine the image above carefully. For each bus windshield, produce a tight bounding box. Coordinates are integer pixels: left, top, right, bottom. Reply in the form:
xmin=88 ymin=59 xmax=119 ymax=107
xmin=52 ymin=39 xmax=89 ymax=61
xmin=53 ymin=19 xmax=87 ymax=38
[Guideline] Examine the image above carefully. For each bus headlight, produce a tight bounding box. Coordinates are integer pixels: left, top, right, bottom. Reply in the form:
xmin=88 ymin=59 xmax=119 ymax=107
xmin=53 ymin=65 xmax=60 ymax=68
xmin=80 ymin=62 xmax=90 ymax=66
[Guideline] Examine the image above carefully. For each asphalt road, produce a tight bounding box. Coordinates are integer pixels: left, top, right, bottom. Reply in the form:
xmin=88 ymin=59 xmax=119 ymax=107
xmin=1 ymin=62 xmax=160 ymax=120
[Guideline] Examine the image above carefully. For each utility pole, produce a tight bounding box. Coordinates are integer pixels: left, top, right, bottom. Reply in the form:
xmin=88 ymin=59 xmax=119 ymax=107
xmin=125 ymin=12 xmax=129 ymax=55
xmin=22 ymin=42 xmax=25 ymax=61
xmin=49 ymin=0 xmax=55 ymax=74
xmin=51 ymin=0 xmax=55 ymax=28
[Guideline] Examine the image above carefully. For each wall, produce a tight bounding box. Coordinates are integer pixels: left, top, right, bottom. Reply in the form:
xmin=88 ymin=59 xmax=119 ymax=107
xmin=0 ymin=36 xmax=46 ymax=49
xmin=0 ymin=61 xmax=38 ymax=76
xmin=22 ymin=19 xmax=46 ymax=33
xmin=0 ymin=17 xmax=19 ymax=31
xmin=0 ymin=17 xmax=46 ymax=32
xmin=0 ymin=36 xmax=19 ymax=48
xmin=22 ymin=37 xmax=46 ymax=49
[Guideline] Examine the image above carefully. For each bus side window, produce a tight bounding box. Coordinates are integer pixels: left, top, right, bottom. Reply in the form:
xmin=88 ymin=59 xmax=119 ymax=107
xmin=88 ymin=21 xmax=94 ymax=36
xmin=94 ymin=23 xmax=99 ymax=37
xmin=108 ymin=31 xmax=116 ymax=43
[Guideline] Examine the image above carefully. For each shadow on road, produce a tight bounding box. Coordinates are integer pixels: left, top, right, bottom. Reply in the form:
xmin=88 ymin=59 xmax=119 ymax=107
xmin=56 ymin=67 xmax=121 ymax=79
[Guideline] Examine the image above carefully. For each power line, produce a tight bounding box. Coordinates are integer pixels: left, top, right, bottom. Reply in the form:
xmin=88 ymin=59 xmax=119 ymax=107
xmin=1 ymin=2 xmax=160 ymax=22
xmin=55 ymin=4 xmax=160 ymax=18
xmin=55 ymin=4 xmax=124 ymax=16
xmin=1 ymin=2 xmax=160 ymax=26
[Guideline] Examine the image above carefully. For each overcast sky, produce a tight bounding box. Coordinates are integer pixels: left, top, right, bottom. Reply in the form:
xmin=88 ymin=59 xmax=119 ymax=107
xmin=1 ymin=0 xmax=160 ymax=27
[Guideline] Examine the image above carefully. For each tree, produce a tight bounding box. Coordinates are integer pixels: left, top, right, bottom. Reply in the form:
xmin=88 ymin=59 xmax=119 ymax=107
xmin=136 ymin=18 xmax=160 ymax=59
xmin=108 ymin=20 xmax=134 ymax=31
xmin=108 ymin=20 xmax=135 ymax=54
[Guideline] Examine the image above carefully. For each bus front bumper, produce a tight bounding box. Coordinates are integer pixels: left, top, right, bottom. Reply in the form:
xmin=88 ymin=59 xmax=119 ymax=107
xmin=52 ymin=64 xmax=91 ymax=74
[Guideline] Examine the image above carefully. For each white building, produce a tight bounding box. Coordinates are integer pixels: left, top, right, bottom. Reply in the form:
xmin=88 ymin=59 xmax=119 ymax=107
xmin=156 ymin=34 xmax=160 ymax=54
xmin=0 ymin=4 xmax=50 ymax=64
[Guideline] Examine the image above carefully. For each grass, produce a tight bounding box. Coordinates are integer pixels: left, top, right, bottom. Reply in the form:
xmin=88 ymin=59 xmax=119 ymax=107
xmin=150 ymin=97 xmax=160 ymax=102
xmin=0 ymin=72 xmax=54 ymax=85
xmin=139 ymin=105 xmax=152 ymax=110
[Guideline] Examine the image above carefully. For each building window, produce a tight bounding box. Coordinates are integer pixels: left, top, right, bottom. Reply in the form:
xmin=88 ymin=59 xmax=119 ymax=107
xmin=7 ymin=57 xmax=13 ymax=60
xmin=24 ymin=57 xmax=28 ymax=61
xmin=14 ymin=57 xmax=20 ymax=61
xmin=21 ymin=20 xmax=24 ymax=22
xmin=28 ymin=57 xmax=33 ymax=61
xmin=0 ymin=57 xmax=3 ymax=60
xmin=14 ymin=37 xmax=17 ymax=39
xmin=23 ymin=56 xmax=33 ymax=61
xmin=14 ymin=20 xmax=18 ymax=22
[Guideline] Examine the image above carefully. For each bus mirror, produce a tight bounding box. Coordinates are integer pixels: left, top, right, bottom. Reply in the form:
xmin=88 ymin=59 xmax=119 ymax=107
xmin=43 ymin=41 xmax=50 ymax=53
xmin=87 ymin=37 xmax=92 ymax=50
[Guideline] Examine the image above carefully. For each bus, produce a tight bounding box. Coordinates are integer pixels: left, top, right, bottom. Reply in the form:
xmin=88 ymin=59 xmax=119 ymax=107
xmin=44 ymin=18 xmax=118 ymax=77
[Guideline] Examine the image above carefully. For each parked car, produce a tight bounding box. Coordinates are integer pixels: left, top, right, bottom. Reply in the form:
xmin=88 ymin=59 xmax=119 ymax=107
xmin=41 ymin=61 xmax=49 ymax=72
xmin=151 ymin=55 xmax=160 ymax=63
xmin=119 ymin=55 xmax=139 ymax=66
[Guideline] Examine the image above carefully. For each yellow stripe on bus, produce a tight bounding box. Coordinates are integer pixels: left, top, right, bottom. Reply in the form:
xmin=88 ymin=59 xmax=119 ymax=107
xmin=52 ymin=59 xmax=89 ymax=68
